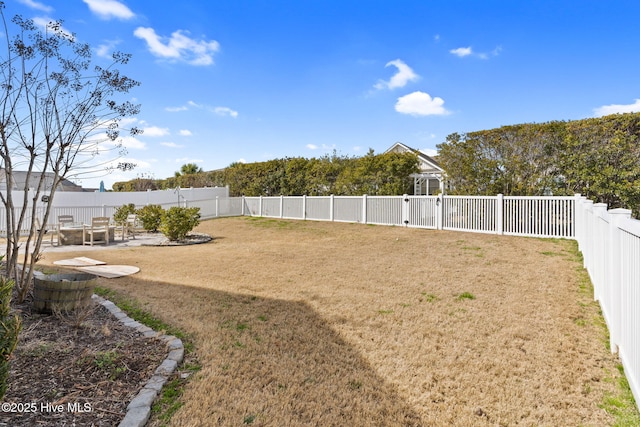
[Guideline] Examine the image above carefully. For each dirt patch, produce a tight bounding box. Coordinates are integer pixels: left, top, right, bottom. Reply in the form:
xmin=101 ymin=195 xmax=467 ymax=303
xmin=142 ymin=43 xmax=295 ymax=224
xmin=30 ymin=216 xmax=631 ymax=426
xmin=1 ymin=299 xmax=167 ymax=426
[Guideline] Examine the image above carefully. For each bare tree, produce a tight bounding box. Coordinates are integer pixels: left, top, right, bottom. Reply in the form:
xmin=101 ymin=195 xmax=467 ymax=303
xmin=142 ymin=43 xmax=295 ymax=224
xmin=0 ymin=4 xmax=141 ymax=302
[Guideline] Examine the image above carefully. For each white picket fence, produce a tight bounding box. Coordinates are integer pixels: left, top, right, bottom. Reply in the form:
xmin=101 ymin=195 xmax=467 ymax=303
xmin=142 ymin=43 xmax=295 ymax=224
xmin=240 ymin=194 xmax=576 ymax=238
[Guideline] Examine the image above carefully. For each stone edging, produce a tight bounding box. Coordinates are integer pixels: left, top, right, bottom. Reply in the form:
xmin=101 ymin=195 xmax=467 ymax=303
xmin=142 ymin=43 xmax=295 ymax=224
xmin=91 ymin=295 xmax=184 ymax=427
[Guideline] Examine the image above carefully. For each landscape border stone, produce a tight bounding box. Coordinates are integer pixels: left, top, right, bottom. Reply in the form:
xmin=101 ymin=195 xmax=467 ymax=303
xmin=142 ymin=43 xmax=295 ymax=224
xmin=92 ymin=294 xmax=184 ymax=427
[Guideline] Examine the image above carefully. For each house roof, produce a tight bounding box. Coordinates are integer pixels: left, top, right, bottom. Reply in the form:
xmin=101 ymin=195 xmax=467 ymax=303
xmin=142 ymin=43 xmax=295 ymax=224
xmin=384 ymin=142 xmax=443 ymax=174
xmin=0 ymin=170 xmax=84 ymax=192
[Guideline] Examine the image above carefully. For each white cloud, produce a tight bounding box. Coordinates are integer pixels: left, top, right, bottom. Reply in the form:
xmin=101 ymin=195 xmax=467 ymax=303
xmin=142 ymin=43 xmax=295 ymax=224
xmin=165 ymin=105 xmax=188 ymax=112
xmin=214 ymin=107 xmax=238 ymax=118
xmin=374 ymin=59 xmax=419 ymax=90
xmin=95 ymin=40 xmax=121 ymax=59
xmin=175 ymin=157 xmax=203 ymax=164
xmin=142 ymin=126 xmax=170 ymax=137
xmin=82 ymin=0 xmax=135 ymax=19
xmin=593 ymin=99 xmax=640 ymax=117
xmin=161 ymin=142 xmax=182 ymax=148
xmin=451 ymin=45 xmax=501 ymax=59
xmin=83 ymin=0 xmax=134 ymax=20
xmin=133 ymin=27 xmax=220 ymax=66
xmin=169 ymin=101 xmax=237 ymax=117
xmin=179 ymin=129 xmax=192 ymax=136
xmin=306 ymin=143 xmax=335 ymax=151
xmin=237 ymin=158 xmax=247 ymax=164
xmin=118 ymin=135 xmax=146 ymax=150
xmin=450 ymin=47 xmax=473 ymax=58
xmin=17 ymin=0 xmax=53 ymax=12
xmin=395 ymin=91 xmax=450 ymax=116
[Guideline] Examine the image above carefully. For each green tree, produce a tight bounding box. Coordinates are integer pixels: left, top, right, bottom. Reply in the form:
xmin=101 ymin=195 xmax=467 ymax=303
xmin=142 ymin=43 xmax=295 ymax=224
xmin=174 ymin=163 xmax=205 ymax=188
xmin=437 ymin=123 xmax=565 ymax=196
xmin=177 ymin=163 xmax=204 ymax=176
xmin=0 ymin=7 xmax=141 ymax=302
xmin=559 ymin=114 xmax=640 ymax=213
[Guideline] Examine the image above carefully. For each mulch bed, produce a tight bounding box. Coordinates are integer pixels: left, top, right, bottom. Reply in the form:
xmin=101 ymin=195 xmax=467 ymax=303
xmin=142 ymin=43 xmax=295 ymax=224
xmin=0 ymin=298 xmax=168 ymax=426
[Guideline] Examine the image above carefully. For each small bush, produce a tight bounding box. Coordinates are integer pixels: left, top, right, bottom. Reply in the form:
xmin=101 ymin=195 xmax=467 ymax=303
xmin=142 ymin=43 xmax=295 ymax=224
xmin=113 ymin=203 xmax=137 ymax=225
xmin=136 ymin=204 xmax=164 ymax=232
xmin=160 ymin=207 xmax=201 ymax=241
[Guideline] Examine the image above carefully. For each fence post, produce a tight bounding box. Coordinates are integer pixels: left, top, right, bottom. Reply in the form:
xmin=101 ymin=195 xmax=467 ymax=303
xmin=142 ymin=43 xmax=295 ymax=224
xmin=215 ymin=196 xmax=219 ymax=217
xmin=259 ymin=196 xmax=263 ymax=217
xmin=102 ymin=204 xmax=107 ymax=217
xmin=496 ymin=194 xmax=504 ymax=235
xmin=241 ymin=196 xmax=246 ymax=216
xmin=573 ymin=194 xmax=583 ymax=244
xmin=581 ymin=199 xmax=594 ymax=270
xmin=329 ymin=194 xmax=334 ymax=222
xmin=402 ymin=194 xmax=409 ymax=226
xmin=607 ymin=208 xmax=632 ymax=354
xmin=280 ymin=195 xmax=284 ymax=219
xmin=362 ymin=194 xmax=368 ymax=224
xmin=302 ymin=195 xmax=307 ymax=220
xmin=436 ymin=193 xmax=443 ymax=230
xmin=591 ymin=203 xmax=608 ymax=302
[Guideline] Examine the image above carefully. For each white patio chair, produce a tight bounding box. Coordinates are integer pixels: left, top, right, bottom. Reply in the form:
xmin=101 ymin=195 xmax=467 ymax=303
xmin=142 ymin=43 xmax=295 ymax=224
xmin=55 ymin=215 xmax=74 ymax=246
xmin=82 ymin=216 xmax=110 ymax=246
xmin=120 ymin=214 xmax=140 ymax=240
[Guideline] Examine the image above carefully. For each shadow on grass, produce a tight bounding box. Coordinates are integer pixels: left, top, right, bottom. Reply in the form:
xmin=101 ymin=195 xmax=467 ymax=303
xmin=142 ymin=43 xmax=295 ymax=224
xmin=103 ymin=275 xmax=424 ymax=426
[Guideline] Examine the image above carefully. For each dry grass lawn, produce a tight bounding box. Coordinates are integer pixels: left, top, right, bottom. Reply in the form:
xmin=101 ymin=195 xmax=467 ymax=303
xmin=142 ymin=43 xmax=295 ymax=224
xmin=40 ymin=216 xmax=631 ymax=426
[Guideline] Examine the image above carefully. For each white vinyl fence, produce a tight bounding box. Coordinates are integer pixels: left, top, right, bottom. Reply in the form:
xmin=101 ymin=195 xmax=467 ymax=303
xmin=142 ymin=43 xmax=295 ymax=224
xmin=575 ymin=197 xmax=640 ymax=410
xmin=0 ymin=187 xmax=230 ymax=236
xmin=241 ymin=194 xmax=576 ymax=238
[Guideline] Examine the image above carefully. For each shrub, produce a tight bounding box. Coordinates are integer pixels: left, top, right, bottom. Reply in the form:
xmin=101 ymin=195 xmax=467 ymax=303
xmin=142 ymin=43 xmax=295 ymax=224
xmin=136 ymin=204 xmax=163 ymax=232
xmin=160 ymin=207 xmax=201 ymax=241
xmin=113 ymin=203 xmax=137 ymax=225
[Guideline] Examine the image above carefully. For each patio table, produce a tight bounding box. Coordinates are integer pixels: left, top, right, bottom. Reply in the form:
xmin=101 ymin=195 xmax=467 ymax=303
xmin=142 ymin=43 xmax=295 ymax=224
xmin=59 ymin=223 xmax=115 ymax=246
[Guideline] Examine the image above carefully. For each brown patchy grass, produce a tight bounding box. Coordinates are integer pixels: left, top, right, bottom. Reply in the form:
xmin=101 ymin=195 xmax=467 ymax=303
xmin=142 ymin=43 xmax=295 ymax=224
xmin=39 ymin=216 xmax=629 ymax=426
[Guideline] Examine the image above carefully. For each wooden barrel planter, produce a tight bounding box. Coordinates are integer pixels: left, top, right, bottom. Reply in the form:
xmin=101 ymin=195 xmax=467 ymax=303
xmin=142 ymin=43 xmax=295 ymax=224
xmin=33 ymin=273 xmax=97 ymax=313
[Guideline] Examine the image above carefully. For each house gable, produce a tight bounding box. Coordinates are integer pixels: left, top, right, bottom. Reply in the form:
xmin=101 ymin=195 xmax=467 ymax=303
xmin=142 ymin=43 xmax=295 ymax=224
xmin=384 ymin=142 xmax=443 ymax=174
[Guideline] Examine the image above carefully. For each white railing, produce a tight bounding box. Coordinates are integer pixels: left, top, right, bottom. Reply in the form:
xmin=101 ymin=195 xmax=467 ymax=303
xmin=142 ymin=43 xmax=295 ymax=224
xmin=575 ymin=197 xmax=640 ymax=409
xmin=240 ymin=194 xmax=576 ymax=239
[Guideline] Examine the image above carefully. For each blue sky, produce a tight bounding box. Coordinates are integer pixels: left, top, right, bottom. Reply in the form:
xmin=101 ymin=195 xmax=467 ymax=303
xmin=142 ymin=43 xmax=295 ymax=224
xmin=8 ymin=0 xmax=640 ymax=189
